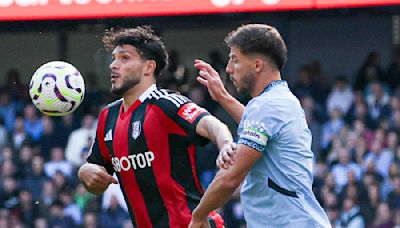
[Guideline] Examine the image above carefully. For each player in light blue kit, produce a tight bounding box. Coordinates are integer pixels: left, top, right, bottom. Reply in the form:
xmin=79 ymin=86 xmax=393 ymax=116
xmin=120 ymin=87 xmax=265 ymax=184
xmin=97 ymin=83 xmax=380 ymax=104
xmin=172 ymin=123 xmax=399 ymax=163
xmin=189 ymin=24 xmax=331 ymax=228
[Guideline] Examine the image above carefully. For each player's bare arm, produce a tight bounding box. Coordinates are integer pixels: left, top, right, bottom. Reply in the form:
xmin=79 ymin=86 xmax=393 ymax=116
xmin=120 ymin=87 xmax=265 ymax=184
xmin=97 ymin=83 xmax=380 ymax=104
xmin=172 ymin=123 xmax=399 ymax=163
xmin=194 ymin=59 xmax=245 ymax=124
xmin=196 ymin=115 xmax=236 ymax=168
xmin=189 ymin=144 xmax=262 ymax=228
xmin=78 ymin=163 xmax=118 ymax=195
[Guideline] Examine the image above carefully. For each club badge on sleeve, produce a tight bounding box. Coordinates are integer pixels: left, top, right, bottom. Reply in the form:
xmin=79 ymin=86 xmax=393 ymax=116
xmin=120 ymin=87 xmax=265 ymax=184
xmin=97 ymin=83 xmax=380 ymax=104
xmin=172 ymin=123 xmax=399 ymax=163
xmin=177 ymin=103 xmax=206 ymax=123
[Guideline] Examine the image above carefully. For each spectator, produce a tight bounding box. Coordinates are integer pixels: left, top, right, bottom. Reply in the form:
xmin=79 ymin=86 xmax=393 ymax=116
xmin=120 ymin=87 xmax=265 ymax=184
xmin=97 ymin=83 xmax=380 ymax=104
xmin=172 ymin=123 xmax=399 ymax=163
xmin=388 ymin=175 xmax=400 ymax=210
xmin=55 ymin=114 xmax=78 ymax=148
xmin=74 ymin=184 xmax=94 ymax=212
xmin=365 ymin=81 xmax=391 ymax=122
xmin=48 ymin=200 xmax=75 ymax=228
xmin=59 ymin=189 xmax=82 ymax=226
xmin=39 ymin=116 xmax=63 ymax=160
xmin=41 ymin=180 xmax=56 ymax=208
xmin=16 ymin=145 xmax=33 ymax=179
xmin=65 ymin=114 xmax=95 ymax=166
xmin=83 ymin=212 xmax=98 ymax=228
xmin=0 ymin=117 xmax=9 ymax=149
xmin=23 ymin=104 xmax=44 ymax=144
xmin=0 ymin=91 xmax=17 ymax=133
xmin=364 ymin=139 xmax=394 ymax=179
xmin=386 ymin=46 xmax=400 ymax=91
xmin=370 ymin=202 xmax=395 ymax=228
xmin=292 ymin=65 xmax=314 ymax=99
xmin=331 ymin=147 xmax=361 ymax=192
xmin=327 ymin=75 xmax=354 ymax=115
xmin=354 ymin=51 xmax=386 ymax=91
xmin=321 ymin=107 xmax=345 ymax=151
xmin=364 ymin=183 xmax=382 ymax=224
xmin=339 ymin=197 xmax=365 ymax=228
xmin=0 ymin=177 xmax=19 ymax=210
xmin=44 ymin=147 xmax=73 ymax=178
xmin=15 ymin=189 xmax=40 ymax=227
xmin=2 ymin=68 xmax=27 ymax=104
xmin=101 ymin=179 xmax=127 ymax=212
xmin=99 ymin=195 xmax=130 ymax=228
xmin=390 ymin=109 xmax=400 ymax=131
xmin=51 ymin=171 xmax=69 ymax=193
xmin=11 ymin=116 xmax=31 ymax=151
xmin=301 ymin=95 xmax=323 ymax=157
xmin=22 ymin=155 xmax=48 ymax=201
xmin=34 ymin=217 xmax=49 ymax=228
xmin=394 ymin=209 xmax=400 ymax=228
xmin=326 ymin=206 xmax=340 ymax=227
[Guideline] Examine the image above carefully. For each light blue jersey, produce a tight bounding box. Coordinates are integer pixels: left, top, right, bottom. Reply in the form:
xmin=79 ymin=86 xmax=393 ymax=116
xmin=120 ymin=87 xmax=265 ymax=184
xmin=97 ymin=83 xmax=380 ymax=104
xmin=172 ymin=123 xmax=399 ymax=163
xmin=237 ymin=80 xmax=331 ymax=228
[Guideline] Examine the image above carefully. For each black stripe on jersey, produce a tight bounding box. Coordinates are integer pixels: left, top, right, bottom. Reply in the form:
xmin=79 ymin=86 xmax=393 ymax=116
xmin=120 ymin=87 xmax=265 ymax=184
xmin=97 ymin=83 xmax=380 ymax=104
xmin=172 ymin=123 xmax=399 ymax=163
xmin=87 ymin=137 xmax=114 ymax=174
xmin=103 ymin=102 xmax=138 ymax=228
xmin=129 ymin=103 xmax=169 ymax=227
xmin=168 ymin=134 xmax=202 ymax=212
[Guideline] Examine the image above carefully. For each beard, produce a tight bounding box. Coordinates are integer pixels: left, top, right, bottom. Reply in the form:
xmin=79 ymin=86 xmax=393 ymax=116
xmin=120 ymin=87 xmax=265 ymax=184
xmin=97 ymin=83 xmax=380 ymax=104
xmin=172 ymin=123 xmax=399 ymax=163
xmin=233 ymin=71 xmax=255 ymax=94
xmin=111 ymin=75 xmax=141 ymax=97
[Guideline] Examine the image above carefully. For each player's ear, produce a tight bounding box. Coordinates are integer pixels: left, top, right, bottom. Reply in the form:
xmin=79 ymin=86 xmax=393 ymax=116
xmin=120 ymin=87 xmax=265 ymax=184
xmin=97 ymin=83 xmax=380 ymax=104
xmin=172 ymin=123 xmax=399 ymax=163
xmin=254 ymin=59 xmax=264 ymax=73
xmin=144 ymin=60 xmax=156 ymax=77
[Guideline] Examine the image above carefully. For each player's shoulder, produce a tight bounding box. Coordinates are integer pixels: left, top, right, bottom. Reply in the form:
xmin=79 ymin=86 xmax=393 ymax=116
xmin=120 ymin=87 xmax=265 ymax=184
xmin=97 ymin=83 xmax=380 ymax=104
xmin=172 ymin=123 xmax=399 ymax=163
xmin=148 ymin=87 xmax=191 ymax=109
xmin=100 ymin=98 xmax=123 ymax=113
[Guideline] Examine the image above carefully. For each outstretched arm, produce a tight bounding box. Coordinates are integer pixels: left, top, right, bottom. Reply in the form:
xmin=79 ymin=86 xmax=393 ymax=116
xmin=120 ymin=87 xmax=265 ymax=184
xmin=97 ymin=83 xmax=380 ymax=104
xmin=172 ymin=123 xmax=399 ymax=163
xmin=194 ymin=59 xmax=245 ymax=124
xmin=196 ymin=115 xmax=236 ymax=169
xmin=189 ymin=144 xmax=262 ymax=228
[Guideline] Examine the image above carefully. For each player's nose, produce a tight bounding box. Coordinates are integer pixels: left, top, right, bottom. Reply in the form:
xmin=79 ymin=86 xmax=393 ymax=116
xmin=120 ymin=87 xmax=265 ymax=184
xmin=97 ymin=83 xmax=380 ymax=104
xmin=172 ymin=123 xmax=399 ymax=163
xmin=109 ymin=59 xmax=119 ymax=70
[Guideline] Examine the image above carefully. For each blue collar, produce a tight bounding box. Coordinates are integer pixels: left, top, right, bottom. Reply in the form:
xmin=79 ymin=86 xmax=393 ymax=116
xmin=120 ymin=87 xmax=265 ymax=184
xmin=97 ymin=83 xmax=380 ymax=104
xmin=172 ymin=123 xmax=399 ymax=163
xmin=260 ymin=80 xmax=287 ymax=95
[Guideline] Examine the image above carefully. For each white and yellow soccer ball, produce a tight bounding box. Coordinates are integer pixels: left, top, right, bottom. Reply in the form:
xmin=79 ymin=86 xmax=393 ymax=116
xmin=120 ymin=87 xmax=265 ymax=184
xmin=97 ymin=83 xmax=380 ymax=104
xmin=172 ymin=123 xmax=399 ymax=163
xmin=29 ymin=61 xmax=85 ymax=116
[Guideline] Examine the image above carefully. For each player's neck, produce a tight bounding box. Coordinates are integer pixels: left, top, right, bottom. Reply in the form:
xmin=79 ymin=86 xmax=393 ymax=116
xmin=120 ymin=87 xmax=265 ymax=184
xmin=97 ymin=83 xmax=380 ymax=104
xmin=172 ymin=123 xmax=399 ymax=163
xmin=251 ymin=71 xmax=281 ymax=98
xmin=122 ymin=81 xmax=155 ymax=112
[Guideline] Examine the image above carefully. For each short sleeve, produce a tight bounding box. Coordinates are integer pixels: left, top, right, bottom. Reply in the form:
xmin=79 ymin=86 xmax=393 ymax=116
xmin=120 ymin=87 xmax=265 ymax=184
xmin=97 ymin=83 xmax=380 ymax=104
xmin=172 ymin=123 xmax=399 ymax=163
xmin=157 ymin=95 xmax=210 ymax=145
xmin=86 ymin=112 xmax=114 ymax=175
xmin=237 ymin=99 xmax=284 ymax=153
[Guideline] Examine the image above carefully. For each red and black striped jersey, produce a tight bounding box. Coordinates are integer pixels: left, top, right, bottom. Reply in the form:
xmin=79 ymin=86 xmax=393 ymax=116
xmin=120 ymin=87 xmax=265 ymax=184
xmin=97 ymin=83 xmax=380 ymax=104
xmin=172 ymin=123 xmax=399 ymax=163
xmin=87 ymin=84 xmax=211 ymax=228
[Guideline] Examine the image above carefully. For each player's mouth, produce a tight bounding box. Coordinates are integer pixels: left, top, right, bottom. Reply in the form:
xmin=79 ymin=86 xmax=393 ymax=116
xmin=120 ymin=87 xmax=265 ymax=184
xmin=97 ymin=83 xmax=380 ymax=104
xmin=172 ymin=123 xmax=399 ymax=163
xmin=230 ymin=75 xmax=236 ymax=83
xmin=111 ymin=73 xmax=120 ymax=83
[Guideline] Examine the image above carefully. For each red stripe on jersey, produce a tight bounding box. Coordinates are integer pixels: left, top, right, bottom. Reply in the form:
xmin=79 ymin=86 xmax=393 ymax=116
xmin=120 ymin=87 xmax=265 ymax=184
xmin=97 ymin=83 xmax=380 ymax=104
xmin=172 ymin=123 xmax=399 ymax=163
xmin=114 ymin=101 xmax=152 ymax=228
xmin=188 ymin=144 xmax=204 ymax=194
xmin=97 ymin=108 xmax=112 ymax=164
xmin=144 ymin=105 xmax=192 ymax=227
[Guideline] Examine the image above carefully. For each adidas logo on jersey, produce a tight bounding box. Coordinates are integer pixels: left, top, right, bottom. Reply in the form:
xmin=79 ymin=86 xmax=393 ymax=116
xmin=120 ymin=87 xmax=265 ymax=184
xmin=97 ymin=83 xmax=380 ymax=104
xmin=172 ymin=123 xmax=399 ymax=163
xmin=104 ymin=129 xmax=113 ymax=141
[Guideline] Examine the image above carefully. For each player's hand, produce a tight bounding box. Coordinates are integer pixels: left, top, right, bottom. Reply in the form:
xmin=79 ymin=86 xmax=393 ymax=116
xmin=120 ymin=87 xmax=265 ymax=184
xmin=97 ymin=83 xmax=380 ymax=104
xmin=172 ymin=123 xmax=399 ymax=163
xmin=78 ymin=163 xmax=118 ymax=195
xmin=217 ymin=142 xmax=237 ymax=169
xmin=194 ymin=59 xmax=228 ymax=103
xmin=188 ymin=217 xmax=210 ymax=228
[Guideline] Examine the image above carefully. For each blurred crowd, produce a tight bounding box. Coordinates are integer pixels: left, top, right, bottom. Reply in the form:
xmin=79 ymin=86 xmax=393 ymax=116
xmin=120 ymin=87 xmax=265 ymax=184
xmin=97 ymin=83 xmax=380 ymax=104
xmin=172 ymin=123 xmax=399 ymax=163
xmin=1 ymin=47 xmax=400 ymax=228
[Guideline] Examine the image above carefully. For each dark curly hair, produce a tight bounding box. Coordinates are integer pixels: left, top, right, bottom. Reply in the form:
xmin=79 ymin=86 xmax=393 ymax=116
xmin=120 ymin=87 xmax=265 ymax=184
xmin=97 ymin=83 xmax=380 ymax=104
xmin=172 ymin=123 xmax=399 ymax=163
xmin=102 ymin=25 xmax=168 ymax=77
xmin=225 ymin=24 xmax=287 ymax=71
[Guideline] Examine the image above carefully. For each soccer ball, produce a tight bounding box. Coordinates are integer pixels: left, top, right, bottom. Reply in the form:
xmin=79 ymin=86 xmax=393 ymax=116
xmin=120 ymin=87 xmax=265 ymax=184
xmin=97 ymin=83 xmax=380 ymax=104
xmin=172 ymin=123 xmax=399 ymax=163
xmin=29 ymin=61 xmax=85 ymax=116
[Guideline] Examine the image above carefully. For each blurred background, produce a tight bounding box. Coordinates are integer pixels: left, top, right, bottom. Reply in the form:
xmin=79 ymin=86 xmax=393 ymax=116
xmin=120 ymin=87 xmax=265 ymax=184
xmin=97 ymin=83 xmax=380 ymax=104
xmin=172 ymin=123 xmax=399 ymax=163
xmin=1 ymin=1 xmax=400 ymax=227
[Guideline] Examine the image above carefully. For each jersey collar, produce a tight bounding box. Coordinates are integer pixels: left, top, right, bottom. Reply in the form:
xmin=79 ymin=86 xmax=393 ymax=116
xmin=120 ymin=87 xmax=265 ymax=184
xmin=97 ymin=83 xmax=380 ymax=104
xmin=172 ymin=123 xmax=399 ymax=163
xmin=139 ymin=84 xmax=157 ymax=102
xmin=260 ymin=80 xmax=287 ymax=95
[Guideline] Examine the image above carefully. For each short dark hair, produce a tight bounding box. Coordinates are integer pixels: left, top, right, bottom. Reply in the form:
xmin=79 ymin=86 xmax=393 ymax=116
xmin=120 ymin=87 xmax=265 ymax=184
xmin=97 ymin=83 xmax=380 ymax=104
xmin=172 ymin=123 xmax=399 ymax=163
xmin=225 ymin=24 xmax=288 ymax=70
xmin=102 ymin=25 xmax=168 ymax=77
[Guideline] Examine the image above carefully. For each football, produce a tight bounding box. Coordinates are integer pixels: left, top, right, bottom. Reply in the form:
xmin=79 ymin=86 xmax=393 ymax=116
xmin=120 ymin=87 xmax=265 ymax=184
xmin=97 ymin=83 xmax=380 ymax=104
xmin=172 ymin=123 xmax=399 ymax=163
xmin=29 ymin=61 xmax=85 ymax=116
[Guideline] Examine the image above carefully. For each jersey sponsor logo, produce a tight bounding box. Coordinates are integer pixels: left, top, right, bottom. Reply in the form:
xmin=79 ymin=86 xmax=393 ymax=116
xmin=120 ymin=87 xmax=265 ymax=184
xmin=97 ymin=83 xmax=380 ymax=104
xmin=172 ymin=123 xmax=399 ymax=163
xmin=132 ymin=121 xmax=141 ymax=140
xmin=177 ymin=103 xmax=205 ymax=123
xmin=111 ymin=151 xmax=155 ymax=172
xmin=104 ymin=129 xmax=113 ymax=141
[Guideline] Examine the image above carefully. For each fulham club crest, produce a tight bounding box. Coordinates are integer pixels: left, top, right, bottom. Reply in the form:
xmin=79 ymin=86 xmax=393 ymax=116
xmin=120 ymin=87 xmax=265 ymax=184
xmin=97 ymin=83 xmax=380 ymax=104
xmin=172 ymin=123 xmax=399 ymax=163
xmin=132 ymin=121 xmax=141 ymax=140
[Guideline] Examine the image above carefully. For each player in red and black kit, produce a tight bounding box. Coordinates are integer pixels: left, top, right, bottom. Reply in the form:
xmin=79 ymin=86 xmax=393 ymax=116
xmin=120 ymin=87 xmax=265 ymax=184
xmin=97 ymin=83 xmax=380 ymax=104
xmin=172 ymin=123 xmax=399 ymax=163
xmin=78 ymin=26 xmax=235 ymax=228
